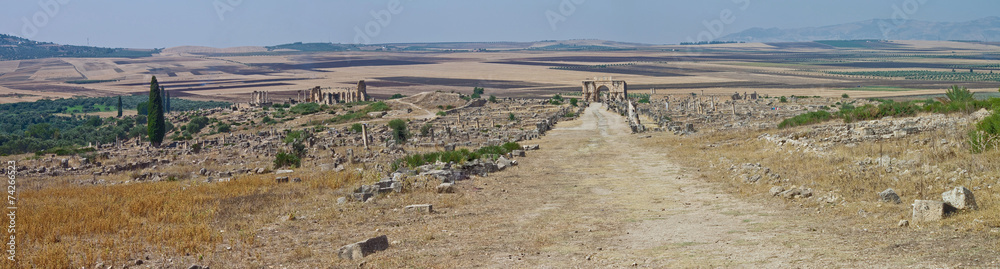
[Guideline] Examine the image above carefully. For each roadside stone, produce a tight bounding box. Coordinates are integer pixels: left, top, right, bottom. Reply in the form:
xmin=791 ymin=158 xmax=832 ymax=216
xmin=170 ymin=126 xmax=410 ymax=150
xmin=496 ymin=157 xmax=512 ymax=170
xmin=436 ymin=183 xmax=455 ymax=193
xmin=942 ymin=186 xmax=977 ymax=210
xmin=879 ymin=188 xmax=902 ymax=204
xmin=912 ymin=200 xmax=944 ymax=222
xmin=404 ymin=204 xmax=433 ymax=213
xmin=769 ymin=186 xmax=785 ymax=196
xmin=337 ymin=235 xmax=390 ymax=260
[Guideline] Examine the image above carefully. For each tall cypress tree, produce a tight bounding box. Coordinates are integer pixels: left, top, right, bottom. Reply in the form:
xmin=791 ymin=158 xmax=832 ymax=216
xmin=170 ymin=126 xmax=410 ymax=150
xmin=147 ymin=76 xmax=165 ymax=146
xmin=164 ymin=89 xmax=170 ymax=113
xmin=117 ymin=96 xmax=123 ymax=117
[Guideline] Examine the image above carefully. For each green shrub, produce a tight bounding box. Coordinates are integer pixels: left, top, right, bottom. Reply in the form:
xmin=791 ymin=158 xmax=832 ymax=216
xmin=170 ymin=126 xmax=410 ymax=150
xmin=389 ymin=93 xmax=406 ymax=99
xmin=420 ymin=123 xmax=433 ymax=136
xmin=841 ymin=93 xmax=850 ymax=98
xmin=489 ymin=95 xmax=498 ymax=103
xmin=283 ymin=130 xmax=309 ymax=144
xmin=388 ymin=119 xmax=409 ymax=143
xmin=778 ymin=111 xmax=832 ymax=129
xmin=274 ymin=151 xmax=301 ymax=169
xmin=508 ymin=113 xmax=517 ymax=121
xmin=350 ymin=123 xmax=363 ymax=133
xmin=569 ymin=98 xmax=578 ymax=107
xmin=185 ymin=116 xmax=211 ymax=134
xmin=779 ymin=96 xmax=788 ymax=103
xmin=945 ymin=85 xmax=974 ymax=103
xmin=436 ymin=111 xmax=447 ymax=116
xmin=290 ymin=103 xmax=321 ymax=115
xmin=969 ymin=109 xmax=1000 ymax=153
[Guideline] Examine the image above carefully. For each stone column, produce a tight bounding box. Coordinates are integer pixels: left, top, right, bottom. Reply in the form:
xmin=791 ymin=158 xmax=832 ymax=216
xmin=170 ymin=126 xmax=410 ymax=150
xmin=361 ymin=124 xmax=369 ymax=149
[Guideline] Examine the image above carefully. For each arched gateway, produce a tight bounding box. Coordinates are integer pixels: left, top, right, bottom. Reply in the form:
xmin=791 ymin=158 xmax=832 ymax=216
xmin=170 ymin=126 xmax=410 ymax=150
xmin=582 ymin=77 xmax=627 ymax=102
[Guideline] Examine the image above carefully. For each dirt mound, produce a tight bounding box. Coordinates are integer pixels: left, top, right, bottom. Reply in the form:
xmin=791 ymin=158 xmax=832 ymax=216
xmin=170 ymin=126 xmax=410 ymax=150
xmin=396 ymin=91 xmax=468 ymax=111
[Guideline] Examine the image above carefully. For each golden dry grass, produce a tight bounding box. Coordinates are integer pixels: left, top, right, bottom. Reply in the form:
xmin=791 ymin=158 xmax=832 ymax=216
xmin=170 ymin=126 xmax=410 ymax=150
xmin=9 ymin=168 xmax=368 ymax=267
xmin=648 ymin=121 xmax=1000 ymax=234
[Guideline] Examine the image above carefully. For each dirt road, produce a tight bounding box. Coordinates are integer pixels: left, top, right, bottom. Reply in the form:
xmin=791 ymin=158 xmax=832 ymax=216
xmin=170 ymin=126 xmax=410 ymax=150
xmin=405 ymin=102 xmax=962 ymax=268
xmin=338 ymin=102 xmax=993 ymax=268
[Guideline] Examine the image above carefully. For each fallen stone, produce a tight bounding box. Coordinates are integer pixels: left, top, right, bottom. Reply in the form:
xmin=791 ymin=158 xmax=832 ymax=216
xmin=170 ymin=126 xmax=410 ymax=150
xmin=942 ymin=186 xmax=977 ymax=210
xmin=275 ymin=177 xmax=289 ymax=183
xmin=275 ymin=170 xmax=294 ymax=175
xmin=769 ymin=186 xmax=785 ymax=196
xmin=523 ymin=144 xmax=540 ymax=150
xmin=511 ymin=150 xmax=525 ymax=157
xmin=292 ymin=177 xmax=302 ymax=183
xmin=898 ymin=220 xmax=909 ymax=227
xmin=879 ymin=188 xmax=902 ymax=204
xmin=404 ymin=204 xmax=433 ymax=213
xmin=337 ymin=235 xmax=389 ymax=260
xmin=337 ymin=197 xmax=347 ymax=204
xmin=496 ymin=157 xmax=512 ymax=170
xmin=912 ymin=200 xmax=944 ymax=222
xmin=436 ymin=183 xmax=455 ymax=193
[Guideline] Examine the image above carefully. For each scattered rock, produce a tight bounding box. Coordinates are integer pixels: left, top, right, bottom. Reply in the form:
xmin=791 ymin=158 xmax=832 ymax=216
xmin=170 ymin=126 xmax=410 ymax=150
xmin=337 ymin=235 xmax=390 ymax=260
xmin=912 ymin=200 xmax=944 ymax=222
xmin=523 ymin=144 xmax=540 ymax=150
xmin=879 ymin=188 xmax=902 ymax=204
xmin=337 ymin=197 xmax=347 ymax=204
xmin=769 ymin=186 xmax=785 ymax=196
xmin=496 ymin=157 xmax=512 ymax=170
xmin=436 ymin=183 xmax=455 ymax=193
xmin=275 ymin=177 xmax=289 ymax=183
xmin=942 ymin=186 xmax=977 ymax=210
xmin=275 ymin=169 xmax=294 ymax=175
xmin=404 ymin=204 xmax=433 ymax=213
xmin=511 ymin=150 xmax=525 ymax=157
xmin=898 ymin=220 xmax=909 ymax=227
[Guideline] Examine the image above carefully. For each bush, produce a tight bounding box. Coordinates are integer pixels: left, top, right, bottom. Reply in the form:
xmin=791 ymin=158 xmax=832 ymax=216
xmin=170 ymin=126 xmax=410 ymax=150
xmin=388 ymin=119 xmax=409 ymax=143
xmin=350 ymin=123 xmax=363 ymax=133
xmin=436 ymin=111 xmax=447 ymax=116
xmin=969 ymin=109 xmax=1000 ymax=153
xmin=184 ymin=116 xmax=211 ymax=134
xmin=216 ymin=123 xmax=231 ymax=133
xmin=274 ymin=151 xmax=301 ymax=169
xmin=508 ymin=113 xmax=517 ymax=121
xmin=283 ymin=130 xmax=309 ymax=144
xmin=473 ymin=87 xmax=485 ymax=95
xmin=290 ymin=103 xmax=321 ymax=115
xmin=841 ymin=93 xmax=850 ymax=98
xmin=779 ymin=96 xmax=788 ymax=103
xmin=778 ymin=111 xmax=832 ymax=129
xmin=489 ymin=95 xmax=498 ymax=103
xmin=389 ymin=93 xmax=406 ymax=99
xmin=946 ymin=85 xmax=974 ymax=103
xmin=569 ymin=98 xmax=578 ymax=107
xmin=420 ymin=123 xmax=433 ymax=136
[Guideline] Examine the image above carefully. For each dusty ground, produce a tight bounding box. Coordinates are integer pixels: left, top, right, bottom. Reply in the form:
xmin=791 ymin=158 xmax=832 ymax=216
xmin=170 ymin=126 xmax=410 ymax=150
xmin=321 ymin=103 xmax=996 ymax=268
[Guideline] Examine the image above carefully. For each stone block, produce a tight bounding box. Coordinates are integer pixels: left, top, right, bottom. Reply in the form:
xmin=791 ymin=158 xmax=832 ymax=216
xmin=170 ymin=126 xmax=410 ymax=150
xmin=404 ymin=204 xmax=433 ymax=213
xmin=337 ymin=235 xmax=389 ymax=260
xmin=436 ymin=183 xmax=455 ymax=193
xmin=879 ymin=188 xmax=902 ymax=204
xmin=912 ymin=200 xmax=943 ymax=222
xmin=942 ymin=186 xmax=977 ymax=210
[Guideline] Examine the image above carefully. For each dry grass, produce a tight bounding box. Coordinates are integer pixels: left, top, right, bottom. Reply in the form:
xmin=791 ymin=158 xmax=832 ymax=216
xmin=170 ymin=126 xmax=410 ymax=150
xmin=8 ymin=168 xmax=367 ymax=268
xmin=649 ymin=122 xmax=1000 ymax=234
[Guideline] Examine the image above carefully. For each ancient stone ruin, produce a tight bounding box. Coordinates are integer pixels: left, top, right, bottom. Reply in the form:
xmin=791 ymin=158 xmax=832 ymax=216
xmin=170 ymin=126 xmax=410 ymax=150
xmin=249 ymin=91 xmax=271 ymax=106
xmin=582 ymin=77 xmax=627 ymax=102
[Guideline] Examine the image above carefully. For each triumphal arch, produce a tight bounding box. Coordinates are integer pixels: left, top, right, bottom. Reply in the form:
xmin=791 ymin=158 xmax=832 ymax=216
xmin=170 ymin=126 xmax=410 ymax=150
xmin=582 ymin=77 xmax=627 ymax=102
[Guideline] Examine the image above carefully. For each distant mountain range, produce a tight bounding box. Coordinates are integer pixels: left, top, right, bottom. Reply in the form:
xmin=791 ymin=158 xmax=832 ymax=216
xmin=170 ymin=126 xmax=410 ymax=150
xmin=720 ymin=16 xmax=1000 ymax=43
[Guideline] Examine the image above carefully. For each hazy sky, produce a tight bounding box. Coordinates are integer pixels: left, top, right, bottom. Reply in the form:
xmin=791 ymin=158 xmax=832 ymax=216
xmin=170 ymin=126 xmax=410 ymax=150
xmin=2 ymin=0 xmax=997 ymax=48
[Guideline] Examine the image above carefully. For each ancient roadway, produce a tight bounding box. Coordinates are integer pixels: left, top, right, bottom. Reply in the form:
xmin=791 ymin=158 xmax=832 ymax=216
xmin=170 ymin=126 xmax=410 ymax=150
xmin=463 ymin=102 xmax=923 ymax=267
